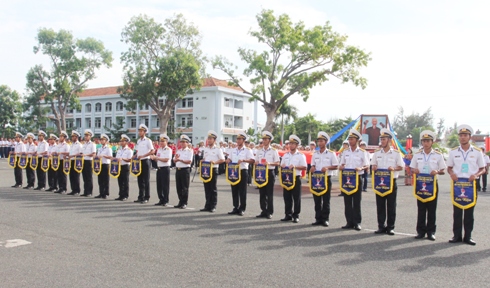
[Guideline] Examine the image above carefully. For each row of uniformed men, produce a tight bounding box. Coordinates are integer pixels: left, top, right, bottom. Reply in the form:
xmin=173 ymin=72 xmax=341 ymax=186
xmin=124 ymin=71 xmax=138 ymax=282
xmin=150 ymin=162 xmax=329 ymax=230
xmin=10 ymin=124 xmax=484 ymax=245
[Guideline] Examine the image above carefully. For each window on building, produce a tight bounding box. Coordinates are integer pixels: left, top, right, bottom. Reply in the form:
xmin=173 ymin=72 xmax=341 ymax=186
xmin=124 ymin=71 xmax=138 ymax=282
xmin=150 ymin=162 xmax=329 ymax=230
xmin=130 ymin=118 xmax=136 ymax=128
xmin=224 ymin=116 xmax=233 ymax=128
xmin=95 ymin=118 xmax=101 ymax=128
xmin=224 ymin=98 xmax=232 ymax=108
xmin=116 ymin=101 xmax=124 ymax=111
xmin=181 ymin=117 xmax=186 ymax=127
xmin=187 ymin=98 xmax=193 ymax=108
xmin=86 ymin=104 xmax=91 ymax=113
xmin=76 ymin=118 xmax=81 ymax=128
xmin=158 ymin=99 xmax=165 ymax=108
xmin=95 ymin=103 xmax=102 ymax=112
xmin=224 ymin=137 xmax=229 ymax=143
xmin=105 ymin=102 xmax=112 ymax=112
xmin=187 ymin=117 xmax=193 ymax=127
xmin=143 ymin=104 xmax=149 ymax=110
xmin=66 ymin=120 xmax=74 ymax=128
xmin=86 ymin=118 xmax=92 ymax=128
xmin=67 ymin=108 xmax=74 ymax=113
xmin=156 ymin=117 xmax=160 ymax=128
xmin=105 ymin=118 xmax=112 ymax=128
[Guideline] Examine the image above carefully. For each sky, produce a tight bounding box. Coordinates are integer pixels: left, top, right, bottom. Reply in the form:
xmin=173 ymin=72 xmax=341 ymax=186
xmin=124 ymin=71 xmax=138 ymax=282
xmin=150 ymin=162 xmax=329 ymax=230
xmin=1 ymin=0 xmax=490 ymax=135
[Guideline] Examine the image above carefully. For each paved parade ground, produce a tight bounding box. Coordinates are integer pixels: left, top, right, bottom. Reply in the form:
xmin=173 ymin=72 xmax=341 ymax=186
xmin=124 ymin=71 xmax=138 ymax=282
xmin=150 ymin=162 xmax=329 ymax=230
xmin=1 ymin=160 xmax=490 ymax=287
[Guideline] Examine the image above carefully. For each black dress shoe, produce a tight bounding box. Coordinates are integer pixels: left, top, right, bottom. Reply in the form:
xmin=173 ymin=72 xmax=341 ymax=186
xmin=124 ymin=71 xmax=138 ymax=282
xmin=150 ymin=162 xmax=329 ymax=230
xmin=464 ymin=238 xmax=476 ymax=246
xmin=11 ymin=184 xmax=18 ymax=188
xmin=174 ymin=204 xmax=182 ymax=208
xmin=354 ymin=224 xmax=362 ymax=231
xmin=292 ymin=218 xmax=299 ymax=223
xmin=94 ymin=195 xmax=103 ymax=198
xmin=155 ymin=202 xmax=164 ymax=206
xmin=39 ymin=187 xmax=45 ymax=191
xmin=34 ymin=187 xmax=41 ymax=191
xmin=414 ymin=233 xmax=425 ymax=239
xmin=68 ymin=192 xmax=79 ymax=196
xmin=200 ymin=208 xmax=210 ymax=212
xmin=23 ymin=186 xmax=32 ymax=189
xmin=374 ymin=228 xmax=386 ymax=234
xmin=60 ymin=191 xmax=67 ymax=195
xmin=54 ymin=190 xmax=62 ymax=194
xmin=322 ymin=221 xmax=329 ymax=227
xmin=81 ymin=194 xmax=92 ymax=197
xmin=280 ymin=217 xmax=293 ymax=222
xmin=46 ymin=188 xmax=54 ymax=192
xmin=115 ymin=197 xmax=123 ymax=201
xmin=162 ymin=203 xmax=169 ymax=207
xmin=228 ymin=209 xmax=239 ymax=215
xmin=101 ymin=196 xmax=108 ymax=199
xmin=341 ymin=224 xmax=354 ymax=229
xmin=386 ymin=229 xmax=395 ymax=235
xmin=134 ymin=199 xmax=143 ymax=203
xmin=312 ymin=221 xmax=322 ymax=226
xmin=449 ymin=237 xmax=462 ymax=243
xmin=255 ymin=213 xmax=265 ymax=218
xmin=427 ymin=233 xmax=436 ymax=241
xmin=209 ymin=208 xmax=216 ymax=213
xmin=265 ymin=214 xmax=272 ymax=219
xmin=238 ymin=210 xmax=244 ymax=216
xmin=121 ymin=198 xmax=128 ymax=201
xmin=180 ymin=205 xmax=187 ymax=209
xmin=140 ymin=200 xmax=148 ymax=204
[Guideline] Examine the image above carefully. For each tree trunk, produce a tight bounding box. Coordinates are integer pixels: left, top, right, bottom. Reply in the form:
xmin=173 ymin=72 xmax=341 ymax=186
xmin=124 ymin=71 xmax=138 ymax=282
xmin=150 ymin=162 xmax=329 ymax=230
xmin=158 ymin=104 xmax=174 ymax=135
xmin=281 ymin=114 xmax=285 ymax=145
xmin=263 ymin=104 xmax=277 ymax=133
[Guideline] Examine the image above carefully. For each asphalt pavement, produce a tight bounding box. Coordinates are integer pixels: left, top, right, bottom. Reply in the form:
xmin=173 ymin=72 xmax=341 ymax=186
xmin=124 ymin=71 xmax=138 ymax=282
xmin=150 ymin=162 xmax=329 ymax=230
xmin=1 ymin=161 xmax=490 ymax=287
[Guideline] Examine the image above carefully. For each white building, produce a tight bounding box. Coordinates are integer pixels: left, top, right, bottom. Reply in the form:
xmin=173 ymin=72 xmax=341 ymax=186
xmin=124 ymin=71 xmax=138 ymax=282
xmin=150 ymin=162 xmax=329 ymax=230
xmin=46 ymin=78 xmax=258 ymax=143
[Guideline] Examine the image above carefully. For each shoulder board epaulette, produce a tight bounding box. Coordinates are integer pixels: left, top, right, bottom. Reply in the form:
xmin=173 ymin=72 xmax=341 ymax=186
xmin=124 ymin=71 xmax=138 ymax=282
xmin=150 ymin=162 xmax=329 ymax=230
xmin=473 ymin=146 xmax=482 ymax=152
xmin=359 ymin=148 xmax=366 ymax=152
xmin=415 ymin=150 xmax=423 ymax=154
xmin=451 ymin=147 xmax=459 ymax=151
xmin=434 ymin=150 xmax=442 ymax=154
xmin=374 ymin=148 xmax=380 ymax=152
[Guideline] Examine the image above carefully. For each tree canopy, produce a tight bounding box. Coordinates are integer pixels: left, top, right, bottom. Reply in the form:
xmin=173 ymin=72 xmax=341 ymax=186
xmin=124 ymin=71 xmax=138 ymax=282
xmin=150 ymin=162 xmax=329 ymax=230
xmin=25 ymin=28 xmax=113 ymax=133
xmin=0 ymin=85 xmax=22 ymax=137
xmin=119 ymin=14 xmax=204 ymax=136
xmin=213 ymin=9 xmax=371 ymax=132
xmin=392 ymin=107 xmax=435 ymax=146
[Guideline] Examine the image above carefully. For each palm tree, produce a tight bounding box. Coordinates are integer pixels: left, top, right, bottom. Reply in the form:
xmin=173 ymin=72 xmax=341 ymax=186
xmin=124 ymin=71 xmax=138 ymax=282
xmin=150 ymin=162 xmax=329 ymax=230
xmin=276 ymin=102 xmax=298 ymax=144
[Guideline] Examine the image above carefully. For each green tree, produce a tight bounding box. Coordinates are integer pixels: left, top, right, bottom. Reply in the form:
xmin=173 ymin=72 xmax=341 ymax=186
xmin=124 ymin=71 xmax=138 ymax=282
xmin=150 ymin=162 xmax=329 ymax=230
xmin=445 ymin=122 xmax=459 ymax=148
xmin=392 ymin=107 xmax=435 ymax=146
xmin=324 ymin=117 xmax=353 ymax=150
xmin=294 ymin=113 xmax=323 ymax=145
xmin=104 ymin=116 xmax=129 ymax=141
xmin=25 ymin=28 xmax=113 ymax=133
xmin=0 ymin=85 xmax=22 ymax=137
xmin=275 ymin=101 xmax=298 ymax=144
xmin=212 ymin=9 xmax=370 ymax=132
xmin=119 ymin=14 xmax=204 ymax=134
xmin=436 ymin=118 xmax=445 ymax=139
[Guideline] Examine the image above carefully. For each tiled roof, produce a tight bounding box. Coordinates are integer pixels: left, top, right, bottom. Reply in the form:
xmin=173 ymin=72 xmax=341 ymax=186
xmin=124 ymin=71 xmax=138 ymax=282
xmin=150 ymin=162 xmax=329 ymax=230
xmin=78 ymin=77 xmax=243 ymax=98
xmin=79 ymin=86 xmax=120 ymax=97
xmin=201 ymin=77 xmax=243 ymax=92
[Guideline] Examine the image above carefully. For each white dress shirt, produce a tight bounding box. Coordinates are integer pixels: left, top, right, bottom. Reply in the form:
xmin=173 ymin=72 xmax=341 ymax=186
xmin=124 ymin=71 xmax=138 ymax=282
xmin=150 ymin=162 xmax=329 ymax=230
xmin=82 ymin=141 xmax=96 ymax=160
xmin=116 ymin=146 xmax=134 ymax=165
xmin=97 ymin=145 xmax=112 ymax=164
xmin=136 ymin=137 xmax=154 ymax=160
